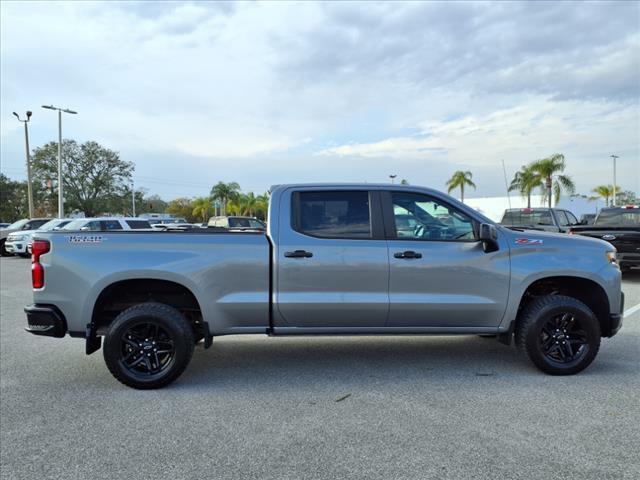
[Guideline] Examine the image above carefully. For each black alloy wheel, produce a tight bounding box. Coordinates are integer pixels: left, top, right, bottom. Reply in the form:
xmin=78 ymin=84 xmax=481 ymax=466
xmin=120 ymin=321 xmax=176 ymax=378
xmin=516 ymin=295 xmax=601 ymax=375
xmin=539 ymin=312 xmax=589 ymax=364
xmin=103 ymin=302 xmax=195 ymax=389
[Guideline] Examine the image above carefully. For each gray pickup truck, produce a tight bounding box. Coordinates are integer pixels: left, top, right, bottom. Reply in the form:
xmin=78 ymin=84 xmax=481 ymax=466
xmin=25 ymin=184 xmax=624 ymax=389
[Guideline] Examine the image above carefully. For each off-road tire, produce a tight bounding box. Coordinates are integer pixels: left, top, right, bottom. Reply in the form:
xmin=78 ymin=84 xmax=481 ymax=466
xmin=103 ymin=302 xmax=195 ymax=389
xmin=515 ymin=295 xmax=601 ymax=375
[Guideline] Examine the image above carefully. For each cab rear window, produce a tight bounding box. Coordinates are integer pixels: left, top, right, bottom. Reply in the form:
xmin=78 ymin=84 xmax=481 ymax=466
xmin=595 ymin=209 xmax=640 ymax=226
xmin=501 ymin=210 xmax=553 ymax=226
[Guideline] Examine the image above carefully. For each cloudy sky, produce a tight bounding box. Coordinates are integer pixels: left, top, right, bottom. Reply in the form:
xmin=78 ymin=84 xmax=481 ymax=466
xmin=1 ymin=1 xmax=638 ymax=200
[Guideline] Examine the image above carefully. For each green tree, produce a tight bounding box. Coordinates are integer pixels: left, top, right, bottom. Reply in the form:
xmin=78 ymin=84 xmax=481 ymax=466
xmin=445 ymin=170 xmax=476 ymax=202
xmin=0 ymin=174 xmax=28 ymax=222
xmin=30 ymin=140 xmax=134 ymax=216
xmin=191 ymin=197 xmax=213 ymax=223
xmin=530 ymin=154 xmax=575 ymax=208
xmin=400 ymin=179 xmax=410 ymax=185
xmin=166 ymin=198 xmax=196 ymax=222
xmin=509 ymin=165 xmax=542 ymax=208
xmin=210 ymin=181 xmax=240 ymax=216
xmin=589 ymin=185 xmax=619 ymax=207
xmin=254 ymin=193 xmax=269 ymax=220
xmin=616 ymin=190 xmax=638 ymax=205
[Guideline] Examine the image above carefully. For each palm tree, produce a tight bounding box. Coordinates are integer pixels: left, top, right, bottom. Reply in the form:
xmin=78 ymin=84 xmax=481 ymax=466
xmin=509 ymin=165 xmax=542 ymax=208
xmin=446 ymin=171 xmax=476 ymax=202
xmin=191 ymin=197 xmax=213 ymax=223
xmin=590 ymin=185 xmax=619 ymax=207
xmin=255 ymin=193 xmax=269 ymax=220
xmin=530 ymin=154 xmax=575 ymax=208
xmin=210 ymin=181 xmax=240 ymax=216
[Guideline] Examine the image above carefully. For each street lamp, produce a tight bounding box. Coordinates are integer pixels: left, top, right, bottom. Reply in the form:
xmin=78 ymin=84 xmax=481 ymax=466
xmin=42 ymin=105 xmax=77 ymax=218
xmin=12 ymin=111 xmax=35 ymax=218
xmin=611 ymin=155 xmax=619 ymax=206
xmin=389 ymin=174 xmax=397 ymax=184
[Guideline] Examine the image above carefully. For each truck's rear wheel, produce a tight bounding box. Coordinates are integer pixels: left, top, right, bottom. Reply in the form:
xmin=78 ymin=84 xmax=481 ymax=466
xmin=103 ymin=302 xmax=195 ymax=389
xmin=515 ymin=295 xmax=601 ymax=375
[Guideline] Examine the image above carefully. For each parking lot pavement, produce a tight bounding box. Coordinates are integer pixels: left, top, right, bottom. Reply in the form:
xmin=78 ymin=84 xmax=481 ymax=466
xmin=1 ymin=256 xmax=639 ymax=480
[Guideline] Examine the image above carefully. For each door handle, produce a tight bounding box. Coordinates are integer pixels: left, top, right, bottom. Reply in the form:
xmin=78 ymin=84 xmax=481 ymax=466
xmin=394 ymin=250 xmax=422 ymax=259
xmin=284 ymin=250 xmax=313 ymax=258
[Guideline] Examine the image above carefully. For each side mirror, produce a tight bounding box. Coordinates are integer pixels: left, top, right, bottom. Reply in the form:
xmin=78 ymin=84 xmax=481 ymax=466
xmin=479 ymin=223 xmax=499 ymax=253
xmin=80 ymin=226 xmax=90 ymax=231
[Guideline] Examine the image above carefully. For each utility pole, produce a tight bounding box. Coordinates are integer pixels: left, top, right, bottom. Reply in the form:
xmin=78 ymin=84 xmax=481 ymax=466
xmin=131 ymin=180 xmax=136 ymax=217
xmin=611 ymin=155 xmax=619 ymax=206
xmin=42 ymin=105 xmax=77 ymax=218
xmin=389 ymin=174 xmax=397 ymax=184
xmin=13 ymin=111 xmax=35 ymax=218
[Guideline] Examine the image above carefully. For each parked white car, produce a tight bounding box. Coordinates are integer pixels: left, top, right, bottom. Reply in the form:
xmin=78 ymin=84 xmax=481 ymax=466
xmin=61 ymin=217 xmax=153 ymax=232
xmin=1 ymin=218 xmax=51 ymax=256
xmin=15 ymin=218 xmax=74 ymax=257
xmin=5 ymin=218 xmax=68 ymax=257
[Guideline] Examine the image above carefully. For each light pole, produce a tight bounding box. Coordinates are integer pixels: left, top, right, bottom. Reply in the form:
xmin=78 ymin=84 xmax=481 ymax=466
xmin=389 ymin=174 xmax=397 ymax=184
xmin=611 ymin=155 xmax=619 ymax=206
xmin=13 ymin=111 xmax=35 ymax=218
xmin=42 ymin=105 xmax=77 ymax=218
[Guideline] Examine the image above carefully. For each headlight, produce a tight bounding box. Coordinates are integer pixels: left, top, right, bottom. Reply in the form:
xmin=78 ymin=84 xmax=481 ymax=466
xmin=605 ymin=251 xmax=618 ymax=266
xmin=8 ymin=235 xmax=26 ymax=241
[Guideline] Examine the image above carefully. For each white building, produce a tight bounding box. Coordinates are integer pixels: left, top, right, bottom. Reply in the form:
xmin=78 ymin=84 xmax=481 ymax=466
xmin=463 ymin=194 xmax=606 ymax=222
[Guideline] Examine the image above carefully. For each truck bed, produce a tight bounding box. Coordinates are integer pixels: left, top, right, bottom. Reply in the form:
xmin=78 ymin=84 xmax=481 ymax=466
xmin=33 ymin=230 xmax=271 ymax=335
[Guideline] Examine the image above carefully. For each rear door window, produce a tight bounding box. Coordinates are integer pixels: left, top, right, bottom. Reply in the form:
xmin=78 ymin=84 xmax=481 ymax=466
xmin=295 ymin=191 xmax=371 ymax=238
xmin=102 ymin=220 xmax=123 ymax=230
xmin=125 ymin=220 xmax=151 ymax=229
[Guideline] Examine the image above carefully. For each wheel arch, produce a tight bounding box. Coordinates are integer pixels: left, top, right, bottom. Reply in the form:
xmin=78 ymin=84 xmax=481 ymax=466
xmin=515 ymin=275 xmax=612 ymax=336
xmin=89 ymin=277 xmax=211 ymax=350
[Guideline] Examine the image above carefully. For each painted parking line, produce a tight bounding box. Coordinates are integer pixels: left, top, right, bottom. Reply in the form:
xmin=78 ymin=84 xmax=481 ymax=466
xmin=623 ymin=303 xmax=640 ymax=318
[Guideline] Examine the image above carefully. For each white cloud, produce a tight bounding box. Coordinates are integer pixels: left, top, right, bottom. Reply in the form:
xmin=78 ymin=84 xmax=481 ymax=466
xmin=318 ymin=99 xmax=639 ymax=166
xmin=1 ymin=1 xmax=638 ymax=198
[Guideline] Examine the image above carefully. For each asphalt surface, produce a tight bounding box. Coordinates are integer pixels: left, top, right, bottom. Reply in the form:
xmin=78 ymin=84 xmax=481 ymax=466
xmin=1 ymin=256 xmax=639 ymax=480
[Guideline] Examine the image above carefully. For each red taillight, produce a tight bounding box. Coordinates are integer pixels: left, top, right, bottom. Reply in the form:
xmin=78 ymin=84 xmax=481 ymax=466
xmin=31 ymin=240 xmax=50 ymax=289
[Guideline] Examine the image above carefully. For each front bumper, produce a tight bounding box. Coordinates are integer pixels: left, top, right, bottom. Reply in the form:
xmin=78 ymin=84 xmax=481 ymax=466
xmin=608 ymin=291 xmax=624 ymax=337
xmin=24 ymin=304 xmax=67 ymax=338
xmin=5 ymin=241 xmax=27 ymax=254
xmin=618 ymin=253 xmax=640 ymax=269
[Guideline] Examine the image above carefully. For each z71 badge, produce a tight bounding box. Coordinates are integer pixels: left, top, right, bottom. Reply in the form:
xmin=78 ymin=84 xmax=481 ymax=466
xmin=515 ymin=238 xmax=543 ymax=245
xmin=68 ymin=235 xmax=104 ymax=244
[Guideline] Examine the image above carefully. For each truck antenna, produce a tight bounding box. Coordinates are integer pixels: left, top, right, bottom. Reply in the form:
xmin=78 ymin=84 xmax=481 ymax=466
xmin=502 ymin=159 xmax=512 ymax=210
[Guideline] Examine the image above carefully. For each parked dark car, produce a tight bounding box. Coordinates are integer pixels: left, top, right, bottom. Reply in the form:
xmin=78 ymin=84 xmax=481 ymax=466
xmin=570 ymin=205 xmax=640 ymax=272
xmin=500 ymin=208 xmax=579 ymax=233
xmin=579 ymin=213 xmax=596 ymax=225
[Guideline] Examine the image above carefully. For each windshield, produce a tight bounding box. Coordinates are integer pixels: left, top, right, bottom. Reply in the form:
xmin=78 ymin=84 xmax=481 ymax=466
xmin=62 ymin=219 xmax=89 ymax=230
xmin=595 ymin=209 xmax=640 ymax=226
xmin=4 ymin=219 xmax=29 ymax=230
xmin=38 ymin=219 xmax=69 ymax=231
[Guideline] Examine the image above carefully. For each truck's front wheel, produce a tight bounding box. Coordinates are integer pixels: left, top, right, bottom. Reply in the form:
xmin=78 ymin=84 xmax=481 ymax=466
xmin=515 ymin=295 xmax=601 ymax=375
xmin=103 ymin=302 xmax=195 ymax=389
